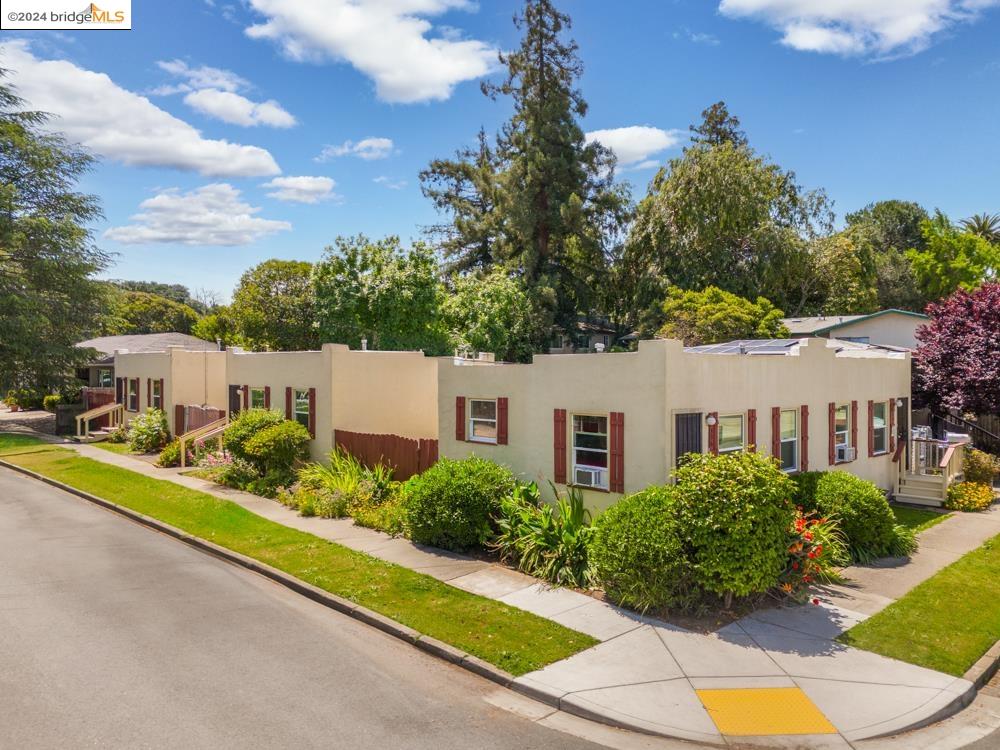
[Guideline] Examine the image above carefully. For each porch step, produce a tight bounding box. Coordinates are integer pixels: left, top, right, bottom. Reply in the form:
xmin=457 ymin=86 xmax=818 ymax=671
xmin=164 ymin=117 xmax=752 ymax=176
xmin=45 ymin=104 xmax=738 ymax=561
xmin=899 ymin=473 xmax=945 ymax=488
xmin=893 ymin=492 xmax=945 ymax=508
xmin=895 ymin=481 xmax=944 ymax=499
xmin=73 ymin=429 xmax=111 ymax=444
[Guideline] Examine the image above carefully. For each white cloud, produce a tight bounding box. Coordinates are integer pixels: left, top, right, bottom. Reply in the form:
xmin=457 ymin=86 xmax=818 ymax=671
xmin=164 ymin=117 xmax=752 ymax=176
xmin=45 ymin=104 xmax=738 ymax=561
xmin=584 ymin=126 xmax=683 ymax=168
xmin=243 ymin=0 xmax=497 ymax=102
xmin=0 ymin=41 xmax=279 ymax=177
xmin=719 ymin=0 xmax=1000 ymax=58
xmin=317 ymin=137 xmax=394 ymax=161
xmin=373 ymin=176 xmax=407 ymax=190
xmin=674 ymin=28 xmax=721 ymax=45
xmin=155 ymin=59 xmax=248 ymax=93
xmin=184 ymin=88 xmax=297 ymax=128
xmin=263 ymin=175 xmax=338 ymax=203
xmin=105 ymin=184 xmax=291 ymax=246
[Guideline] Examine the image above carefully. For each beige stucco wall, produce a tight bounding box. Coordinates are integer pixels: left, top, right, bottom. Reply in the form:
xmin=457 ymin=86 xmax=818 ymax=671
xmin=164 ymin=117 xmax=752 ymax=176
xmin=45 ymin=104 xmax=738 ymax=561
xmin=329 ymin=346 xmax=438 ymax=440
xmin=112 ymin=351 xmax=172 ymax=429
xmin=826 ymin=313 xmax=925 ymax=349
xmin=438 ymin=338 xmax=911 ymax=512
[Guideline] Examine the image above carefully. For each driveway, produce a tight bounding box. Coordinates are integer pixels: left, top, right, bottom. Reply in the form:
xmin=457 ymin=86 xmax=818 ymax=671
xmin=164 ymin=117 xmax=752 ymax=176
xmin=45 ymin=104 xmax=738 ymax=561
xmin=0 ymin=467 xmax=603 ymax=750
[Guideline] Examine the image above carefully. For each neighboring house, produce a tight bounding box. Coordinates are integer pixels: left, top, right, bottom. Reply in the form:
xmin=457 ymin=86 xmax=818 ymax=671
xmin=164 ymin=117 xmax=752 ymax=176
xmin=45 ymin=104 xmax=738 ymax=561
xmin=781 ymin=309 xmax=928 ymax=350
xmin=439 ymin=337 xmax=911 ymax=512
xmin=75 ymin=333 xmax=218 ymax=388
xmin=549 ymin=320 xmax=618 ymax=354
xmin=114 ymin=344 xmax=438 ymax=465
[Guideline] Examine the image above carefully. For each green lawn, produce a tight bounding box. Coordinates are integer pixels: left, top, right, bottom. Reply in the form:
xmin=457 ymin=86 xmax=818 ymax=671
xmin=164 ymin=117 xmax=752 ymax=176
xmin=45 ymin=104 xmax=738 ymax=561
xmin=839 ymin=534 xmax=1000 ymax=676
xmin=892 ymin=505 xmax=952 ymax=534
xmin=0 ymin=432 xmax=56 ymax=457
xmin=0 ymin=445 xmax=596 ymax=675
xmin=91 ymin=441 xmax=133 ymax=455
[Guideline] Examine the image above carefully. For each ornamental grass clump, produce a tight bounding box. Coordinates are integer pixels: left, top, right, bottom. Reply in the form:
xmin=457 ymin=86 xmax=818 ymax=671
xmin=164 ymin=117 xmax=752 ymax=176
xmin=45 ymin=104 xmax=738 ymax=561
xmin=945 ymin=481 xmax=995 ymax=512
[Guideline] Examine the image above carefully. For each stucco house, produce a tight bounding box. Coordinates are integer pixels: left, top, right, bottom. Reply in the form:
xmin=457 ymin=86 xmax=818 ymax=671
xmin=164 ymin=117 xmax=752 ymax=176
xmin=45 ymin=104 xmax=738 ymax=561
xmin=75 ymin=333 xmax=218 ymax=388
xmin=438 ymin=337 xmax=913 ymax=512
xmin=781 ymin=309 xmax=928 ymax=350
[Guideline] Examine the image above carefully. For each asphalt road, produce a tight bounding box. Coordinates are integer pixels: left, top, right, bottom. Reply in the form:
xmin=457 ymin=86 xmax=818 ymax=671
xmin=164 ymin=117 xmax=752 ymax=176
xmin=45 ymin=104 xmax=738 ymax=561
xmin=0 ymin=467 xmax=602 ymax=750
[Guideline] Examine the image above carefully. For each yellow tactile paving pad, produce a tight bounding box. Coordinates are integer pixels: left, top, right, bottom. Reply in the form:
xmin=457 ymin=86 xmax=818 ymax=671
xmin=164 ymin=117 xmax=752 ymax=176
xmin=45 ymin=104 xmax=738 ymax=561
xmin=696 ymin=687 xmax=838 ymax=736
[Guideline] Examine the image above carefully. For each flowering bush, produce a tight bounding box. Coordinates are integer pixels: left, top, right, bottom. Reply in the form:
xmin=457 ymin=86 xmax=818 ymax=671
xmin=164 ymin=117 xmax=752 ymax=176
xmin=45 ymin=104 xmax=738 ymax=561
xmin=945 ymin=481 xmax=995 ymax=512
xmin=778 ymin=511 xmax=848 ymax=602
xmin=126 ymin=408 xmax=169 ymax=453
xmin=965 ymin=449 xmax=1000 ymax=486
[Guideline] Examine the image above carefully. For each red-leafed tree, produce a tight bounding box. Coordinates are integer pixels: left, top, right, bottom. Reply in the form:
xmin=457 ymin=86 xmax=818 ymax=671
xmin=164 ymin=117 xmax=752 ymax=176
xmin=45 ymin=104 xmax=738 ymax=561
xmin=914 ymin=283 xmax=1000 ymax=413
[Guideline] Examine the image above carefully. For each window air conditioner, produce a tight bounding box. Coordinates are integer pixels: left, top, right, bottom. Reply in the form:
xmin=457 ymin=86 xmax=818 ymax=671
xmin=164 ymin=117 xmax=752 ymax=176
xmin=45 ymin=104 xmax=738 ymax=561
xmin=836 ymin=444 xmax=856 ymax=462
xmin=574 ymin=467 xmax=606 ymax=488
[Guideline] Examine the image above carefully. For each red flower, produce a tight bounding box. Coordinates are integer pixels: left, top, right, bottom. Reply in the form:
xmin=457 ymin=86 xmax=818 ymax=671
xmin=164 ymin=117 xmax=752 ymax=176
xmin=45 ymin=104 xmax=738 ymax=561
xmin=803 ymin=531 xmax=813 ymax=541
xmin=812 ymin=598 xmax=820 ymax=606
xmin=792 ymin=561 xmax=799 ymax=570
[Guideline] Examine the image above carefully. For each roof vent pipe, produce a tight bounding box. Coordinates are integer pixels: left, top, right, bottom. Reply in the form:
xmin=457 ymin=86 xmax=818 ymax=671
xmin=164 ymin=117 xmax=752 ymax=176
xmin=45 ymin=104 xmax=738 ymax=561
xmin=361 ymin=337 xmax=368 ymax=351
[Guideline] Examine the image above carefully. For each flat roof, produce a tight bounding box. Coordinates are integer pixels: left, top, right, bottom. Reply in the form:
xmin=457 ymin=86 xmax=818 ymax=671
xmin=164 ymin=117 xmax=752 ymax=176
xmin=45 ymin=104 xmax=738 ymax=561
xmin=781 ymin=309 xmax=928 ymax=335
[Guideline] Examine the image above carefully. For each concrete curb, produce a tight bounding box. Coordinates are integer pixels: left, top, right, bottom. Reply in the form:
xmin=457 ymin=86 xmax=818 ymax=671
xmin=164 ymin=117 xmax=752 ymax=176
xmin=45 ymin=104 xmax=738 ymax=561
xmin=965 ymin=638 xmax=1000 ymax=690
xmin=0 ymin=458 xmax=514 ymax=693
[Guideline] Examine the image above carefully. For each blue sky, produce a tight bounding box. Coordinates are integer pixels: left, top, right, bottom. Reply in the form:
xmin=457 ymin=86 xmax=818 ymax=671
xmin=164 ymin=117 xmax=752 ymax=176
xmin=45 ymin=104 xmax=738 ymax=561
xmin=3 ymin=0 xmax=999 ymax=299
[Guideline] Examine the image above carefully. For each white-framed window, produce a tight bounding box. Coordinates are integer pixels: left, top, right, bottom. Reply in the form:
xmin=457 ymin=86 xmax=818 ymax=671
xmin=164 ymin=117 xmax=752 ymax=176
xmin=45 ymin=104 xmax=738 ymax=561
xmin=572 ymin=414 xmax=608 ymax=490
xmin=127 ymin=379 xmax=138 ymax=412
xmin=250 ymin=387 xmax=266 ymax=409
xmin=718 ymin=414 xmax=744 ymax=454
xmin=835 ymin=404 xmax=851 ymax=461
xmin=780 ymin=409 xmax=798 ymax=472
xmin=97 ymin=368 xmax=113 ymax=388
xmin=151 ymin=379 xmax=162 ymax=409
xmin=872 ymin=401 xmax=888 ymax=455
xmin=468 ymin=399 xmax=498 ymax=443
xmin=294 ymin=389 xmax=310 ymax=430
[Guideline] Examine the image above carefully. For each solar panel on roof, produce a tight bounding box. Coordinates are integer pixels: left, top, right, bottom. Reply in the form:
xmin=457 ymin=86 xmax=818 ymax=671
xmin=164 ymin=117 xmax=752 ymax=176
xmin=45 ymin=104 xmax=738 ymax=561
xmin=684 ymin=339 xmax=801 ymax=355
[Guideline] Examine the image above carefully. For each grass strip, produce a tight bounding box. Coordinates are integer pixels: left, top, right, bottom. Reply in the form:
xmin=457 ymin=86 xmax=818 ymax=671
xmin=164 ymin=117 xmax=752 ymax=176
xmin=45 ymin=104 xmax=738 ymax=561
xmin=892 ymin=505 xmax=952 ymax=534
xmin=839 ymin=532 xmax=1000 ymax=676
xmin=2 ymin=443 xmax=596 ymax=675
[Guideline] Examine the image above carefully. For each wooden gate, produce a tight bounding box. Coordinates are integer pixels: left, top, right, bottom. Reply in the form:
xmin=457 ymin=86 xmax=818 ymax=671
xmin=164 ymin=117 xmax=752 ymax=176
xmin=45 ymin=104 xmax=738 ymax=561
xmin=175 ymin=405 xmax=226 ymax=435
xmin=334 ymin=430 xmax=438 ymax=480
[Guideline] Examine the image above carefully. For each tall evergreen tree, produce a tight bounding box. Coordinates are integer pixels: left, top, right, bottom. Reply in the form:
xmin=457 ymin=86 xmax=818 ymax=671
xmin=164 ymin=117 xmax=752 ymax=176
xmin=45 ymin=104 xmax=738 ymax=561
xmin=689 ymin=101 xmax=748 ymax=148
xmin=0 ymin=73 xmax=109 ymax=394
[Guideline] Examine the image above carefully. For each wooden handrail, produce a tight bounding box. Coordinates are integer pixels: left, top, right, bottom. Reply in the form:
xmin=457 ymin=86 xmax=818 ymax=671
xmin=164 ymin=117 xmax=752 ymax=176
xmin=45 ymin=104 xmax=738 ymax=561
xmin=75 ymin=402 xmax=124 ymax=439
xmin=892 ymin=441 xmax=906 ymax=463
xmin=77 ymin=401 xmax=120 ymax=422
xmin=178 ymin=416 xmax=229 ymax=468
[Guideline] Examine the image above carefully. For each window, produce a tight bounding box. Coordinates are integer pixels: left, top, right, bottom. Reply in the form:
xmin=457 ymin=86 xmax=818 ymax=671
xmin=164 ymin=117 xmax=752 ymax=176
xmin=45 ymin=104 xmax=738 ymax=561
xmin=834 ymin=404 xmax=851 ymax=461
xmin=97 ymin=368 xmax=113 ymax=388
xmin=872 ymin=401 xmax=888 ymax=455
xmin=780 ymin=409 xmax=798 ymax=472
xmin=151 ymin=379 xmax=162 ymax=409
xmin=250 ymin=387 xmax=266 ymax=409
xmin=572 ymin=414 xmax=608 ymax=489
xmin=718 ymin=414 xmax=744 ymax=454
xmin=294 ymin=389 xmax=310 ymax=430
xmin=468 ymin=399 xmax=497 ymax=443
xmin=127 ymin=379 xmax=138 ymax=412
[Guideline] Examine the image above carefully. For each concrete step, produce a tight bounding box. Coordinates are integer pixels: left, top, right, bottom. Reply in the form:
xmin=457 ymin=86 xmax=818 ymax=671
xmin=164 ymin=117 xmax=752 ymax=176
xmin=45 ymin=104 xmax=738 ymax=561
xmin=72 ymin=431 xmax=110 ymax=444
xmin=895 ymin=482 xmax=944 ymax=499
xmin=893 ymin=492 xmax=945 ymax=508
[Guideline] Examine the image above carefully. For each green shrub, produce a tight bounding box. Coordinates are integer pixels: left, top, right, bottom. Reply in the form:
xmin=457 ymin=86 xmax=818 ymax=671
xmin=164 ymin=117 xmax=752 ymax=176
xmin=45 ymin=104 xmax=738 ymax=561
xmin=671 ymin=451 xmax=795 ymax=603
xmin=811 ymin=471 xmax=898 ymax=562
xmin=42 ymin=394 xmax=62 ymax=412
xmin=105 ymin=422 xmax=128 ymax=443
xmin=492 ymin=483 xmax=594 ymax=588
xmin=790 ymin=471 xmax=826 ymax=511
xmin=352 ymin=490 xmax=407 ymax=536
xmin=6 ymin=387 xmax=44 ymax=410
xmin=244 ymin=420 xmax=311 ymax=476
xmin=965 ymin=449 xmax=1000 ymax=486
xmin=156 ymin=439 xmax=188 ymax=468
xmin=127 ymin=408 xmax=169 ymax=453
xmin=405 ymin=456 xmax=517 ymax=551
xmin=222 ymin=409 xmax=285 ymax=463
xmin=945 ymin=481 xmax=995 ymax=512
xmin=589 ymin=485 xmax=691 ymax=612
xmin=277 ymin=483 xmax=349 ymax=518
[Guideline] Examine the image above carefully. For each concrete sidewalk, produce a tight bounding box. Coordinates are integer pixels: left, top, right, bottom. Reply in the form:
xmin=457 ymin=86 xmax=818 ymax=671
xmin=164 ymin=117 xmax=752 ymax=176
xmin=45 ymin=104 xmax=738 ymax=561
xmin=32 ymin=440 xmax=996 ymax=746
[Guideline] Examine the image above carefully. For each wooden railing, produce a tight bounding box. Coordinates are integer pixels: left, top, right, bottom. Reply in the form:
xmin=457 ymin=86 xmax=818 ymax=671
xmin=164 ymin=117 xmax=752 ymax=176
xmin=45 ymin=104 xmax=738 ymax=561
xmin=939 ymin=440 xmax=968 ymax=488
xmin=75 ymin=402 xmax=124 ymax=438
xmin=178 ymin=416 xmax=229 ymax=468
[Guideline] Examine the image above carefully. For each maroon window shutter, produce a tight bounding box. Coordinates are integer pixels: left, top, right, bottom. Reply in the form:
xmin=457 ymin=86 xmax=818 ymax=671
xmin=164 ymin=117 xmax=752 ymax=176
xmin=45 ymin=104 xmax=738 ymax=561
xmin=307 ymin=387 xmax=316 ymax=438
xmin=132 ymin=378 xmax=139 ymax=410
xmin=851 ymin=400 xmax=859 ymax=459
xmin=771 ymin=407 xmax=781 ymax=458
xmin=115 ymin=377 xmax=123 ymax=404
xmin=455 ymin=396 xmax=466 ymax=441
xmin=497 ymin=397 xmax=509 ymax=445
xmin=159 ymin=378 xmax=164 ymax=408
xmin=747 ymin=409 xmax=757 ymax=452
xmin=264 ymin=385 xmax=271 ymax=410
xmin=867 ymin=399 xmax=875 ymax=457
xmin=242 ymin=384 xmax=249 ymax=409
xmin=610 ymin=412 xmax=625 ymax=493
xmin=174 ymin=404 xmax=185 ymax=436
xmin=146 ymin=378 xmax=151 ymax=410
xmin=828 ymin=402 xmax=836 ymax=465
xmin=708 ymin=412 xmax=719 ymax=455
xmin=801 ymin=405 xmax=810 ymax=472
xmin=553 ymin=409 xmax=567 ymax=484
xmin=285 ymin=387 xmax=293 ymax=420
xmin=889 ymin=398 xmax=896 ymax=453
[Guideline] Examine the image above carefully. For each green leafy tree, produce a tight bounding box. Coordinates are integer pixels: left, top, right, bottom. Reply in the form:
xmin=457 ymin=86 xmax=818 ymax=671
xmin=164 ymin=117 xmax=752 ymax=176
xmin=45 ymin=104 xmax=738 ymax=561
xmin=109 ymin=279 xmax=207 ymax=313
xmin=419 ymin=129 xmax=502 ymax=273
xmin=191 ymin=307 xmax=236 ymax=346
xmin=654 ymin=286 xmax=789 ymax=346
xmin=229 ymin=259 xmax=319 ymax=351
xmin=441 ymin=270 xmax=542 ymax=362
xmin=688 ymin=100 xmax=748 ymax=148
xmin=0 ymin=74 xmax=109 ymax=392
xmin=808 ymin=234 xmax=878 ymax=315
xmin=906 ymin=211 xmax=1000 ymax=301
xmin=106 ymin=291 xmax=200 ymax=335
xmin=312 ymin=235 xmax=450 ymax=354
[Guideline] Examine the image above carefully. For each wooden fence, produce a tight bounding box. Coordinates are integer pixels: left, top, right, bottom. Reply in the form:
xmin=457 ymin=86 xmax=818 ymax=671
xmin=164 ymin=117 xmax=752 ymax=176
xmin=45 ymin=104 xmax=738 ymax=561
xmin=82 ymin=387 xmax=116 ymax=429
xmin=334 ymin=429 xmax=438 ymax=480
xmin=174 ymin=405 xmax=226 ymax=435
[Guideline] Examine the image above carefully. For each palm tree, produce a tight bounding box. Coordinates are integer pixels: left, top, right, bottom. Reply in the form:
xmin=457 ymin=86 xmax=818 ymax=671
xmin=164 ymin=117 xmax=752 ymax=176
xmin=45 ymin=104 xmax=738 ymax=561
xmin=960 ymin=212 xmax=1000 ymax=243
